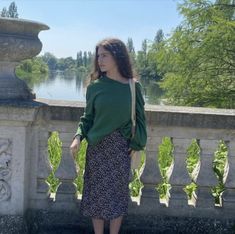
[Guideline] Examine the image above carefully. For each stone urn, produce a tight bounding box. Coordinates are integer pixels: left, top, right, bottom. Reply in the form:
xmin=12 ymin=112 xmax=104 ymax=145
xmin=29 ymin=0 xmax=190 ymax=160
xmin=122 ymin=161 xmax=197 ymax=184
xmin=0 ymin=17 xmax=49 ymax=100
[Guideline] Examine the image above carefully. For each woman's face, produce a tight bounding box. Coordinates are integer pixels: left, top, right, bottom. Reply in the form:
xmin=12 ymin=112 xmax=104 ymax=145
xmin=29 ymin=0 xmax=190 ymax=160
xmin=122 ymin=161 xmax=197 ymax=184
xmin=97 ymin=46 xmax=117 ymax=74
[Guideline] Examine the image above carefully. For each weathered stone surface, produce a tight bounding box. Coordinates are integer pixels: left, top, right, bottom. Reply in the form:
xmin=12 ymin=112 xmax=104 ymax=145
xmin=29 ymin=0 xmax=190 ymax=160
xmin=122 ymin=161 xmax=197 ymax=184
xmin=25 ymin=210 xmax=235 ymax=234
xmin=0 ymin=100 xmax=235 ymax=231
xmin=0 ymin=138 xmax=12 ymax=202
xmin=0 ymin=17 xmax=49 ymax=61
xmin=145 ymin=104 xmax=235 ymax=129
xmin=0 ymin=215 xmax=28 ymax=234
xmin=0 ymin=18 xmax=49 ymax=100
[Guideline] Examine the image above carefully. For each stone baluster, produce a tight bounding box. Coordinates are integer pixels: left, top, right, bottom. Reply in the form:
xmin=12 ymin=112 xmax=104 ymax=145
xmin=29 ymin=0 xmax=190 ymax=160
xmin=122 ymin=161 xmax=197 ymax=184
xmin=36 ymin=130 xmax=52 ymax=200
xmin=196 ymin=139 xmax=218 ymax=209
xmin=169 ymin=138 xmax=193 ymax=210
xmin=137 ymin=123 xmax=162 ymax=215
xmin=54 ymin=146 xmax=77 ymax=210
xmin=223 ymin=140 xmax=235 ymax=210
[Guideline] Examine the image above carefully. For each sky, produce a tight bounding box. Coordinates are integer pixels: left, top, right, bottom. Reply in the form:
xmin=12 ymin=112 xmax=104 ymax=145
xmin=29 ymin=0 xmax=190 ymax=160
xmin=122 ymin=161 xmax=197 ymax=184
xmin=0 ymin=0 xmax=183 ymax=58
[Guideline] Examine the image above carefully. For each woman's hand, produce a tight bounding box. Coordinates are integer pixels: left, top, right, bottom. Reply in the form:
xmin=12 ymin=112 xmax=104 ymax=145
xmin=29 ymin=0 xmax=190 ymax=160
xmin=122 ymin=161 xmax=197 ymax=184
xmin=70 ymin=137 xmax=81 ymax=159
xmin=128 ymin=148 xmax=134 ymax=157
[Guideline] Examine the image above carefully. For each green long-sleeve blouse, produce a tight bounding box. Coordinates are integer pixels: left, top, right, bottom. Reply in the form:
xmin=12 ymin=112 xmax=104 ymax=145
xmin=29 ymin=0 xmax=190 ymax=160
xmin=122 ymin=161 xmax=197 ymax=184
xmin=76 ymin=75 xmax=147 ymax=151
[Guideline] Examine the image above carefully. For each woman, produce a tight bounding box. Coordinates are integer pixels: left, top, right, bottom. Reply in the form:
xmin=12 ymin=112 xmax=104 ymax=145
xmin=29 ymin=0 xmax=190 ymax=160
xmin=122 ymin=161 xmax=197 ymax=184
xmin=70 ymin=38 xmax=147 ymax=234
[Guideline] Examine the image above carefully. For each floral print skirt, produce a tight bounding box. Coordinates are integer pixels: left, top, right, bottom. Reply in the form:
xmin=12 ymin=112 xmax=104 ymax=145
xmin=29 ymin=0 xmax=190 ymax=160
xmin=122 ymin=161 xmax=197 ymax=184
xmin=80 ymin=130 xmax=131 ymax=220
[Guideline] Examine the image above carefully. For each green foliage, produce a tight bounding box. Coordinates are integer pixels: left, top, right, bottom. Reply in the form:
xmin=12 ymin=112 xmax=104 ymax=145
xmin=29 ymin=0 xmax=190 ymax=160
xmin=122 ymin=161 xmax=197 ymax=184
xmin=136 ymin=39 xmax=163 ymax=81
xmin=211 ymin=140 xmax=228 ymax=205
xmin=129 ymin=151 xmax=146 ymax=197
xmin=17 ymin=57 xmax=48 ymax=74
xmin=1 ymin=7 xmax=8 ymax=17
xmin=212 ymin=140 xmax=228 ymax=182
xmin=141 ymin=79 xmax=164 ymax=105
xmin=184 ymin=139 xmax=200 ymax=201
xmin=1 ymin=1 xmax=18 ymax=18
xmin=157 ymin=137 xmax=174 ymax=181
xmin=211 ymin=182 xmax=225 ymax=205
xmin=46 ymin=132 xmax=62 ymax=193
xmin=8 ymin=1 xmax=18 ymax=18
xmin=129 ymin=169 xmax=144 ymax=197
xmin=185 ymin=139 xmax=200 ymax=178
xmin=156 ymin=137 xmax=174 ymax=201
xmin=183 ymin=182 xmax=198 ymax=199
xmin=154 ymin=29 xmax=164 ymax=43
xmin=156 ymin=182 xmax=172 ymax=199
xmin=41 ymin=51 xmax=93 ymax=74
xmin=42 ymin=52 xmax=57 ymax=70
xmin=156 ymin=0 xmax=235 ymax=108
xmin=74 ymin=140 xmax=88 ymax=194
xmin=15 ymin=57 xmax=49 ymax=88
xmin=46 ymin=133 xmax=87 ymax=195
xmin=46 ymin=133 xmax=145 ymax=197
xmin=126 ymin=37 xmax=136 ymax=67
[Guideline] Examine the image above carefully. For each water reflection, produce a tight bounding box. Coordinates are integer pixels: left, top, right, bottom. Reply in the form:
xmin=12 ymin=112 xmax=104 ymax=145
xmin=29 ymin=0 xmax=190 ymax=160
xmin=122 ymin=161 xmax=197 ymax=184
xmin=24 ymin=71 xmax=164 ymax=104
xmin=141 ymin=79 xmax=165 ymax=105
xmin=20 ymin=73 xmax=49 ymax=89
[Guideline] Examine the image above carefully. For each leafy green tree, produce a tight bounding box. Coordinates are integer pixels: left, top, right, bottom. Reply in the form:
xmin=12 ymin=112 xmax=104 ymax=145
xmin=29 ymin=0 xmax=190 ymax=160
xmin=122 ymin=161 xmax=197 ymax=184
xmin=136 ymin=39 xmax=148 ymax=78
xmin=136 ymin=38 xmax=163 ymax=81
xmin=56 ymin=58 xmax=66 ymax=70
xmin=64 ymin=56 xmax=75 ymax=70
xmin=76 ymin=51 xmax=83 ymax=67
xmin=83 ymin=51 xmax=88 ymax=67
xmin=127 ymin=38 xmax=135 ymax=54
xmin=146 ymin=29 xmax=165 ymax=81
xmin=17 ymin=57 xmax=48 ymax=75
xmin=16 ymin=57 xmax=49 ymax=88
xmin=87 ymin=51 xmax=93 ymax=69
xmin=1 ymin=7 xmax=8 ymax=17
xmin=1 ymin=2 xmax=18 ymax=18
xmin=8 ymin=1 xmax=18 ymax=18
xmin=126 ymin=38 xmax=136 ymax=66
xmin=42 ymin=52 xmax=57 ymax=70
xmin=157 ymin=0 xmax=235 ymax=108
xmin=154 ymin=29 xmax=164 ymax=44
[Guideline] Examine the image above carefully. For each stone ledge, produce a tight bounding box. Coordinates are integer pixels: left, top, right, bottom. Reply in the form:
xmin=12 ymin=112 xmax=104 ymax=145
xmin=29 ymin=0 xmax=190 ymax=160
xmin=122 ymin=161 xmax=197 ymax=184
xmin=25 ymin=210 xmax=235 ymax=234
xmin=36 ymin=99 xmax=235 ymax=129
xmin=1 ymin=209 xmax=235 ymax=234
xmin=0 ymin=215 xmax=28 ymax=234
xmin=0 ymin=99 xmax=234 ymax=128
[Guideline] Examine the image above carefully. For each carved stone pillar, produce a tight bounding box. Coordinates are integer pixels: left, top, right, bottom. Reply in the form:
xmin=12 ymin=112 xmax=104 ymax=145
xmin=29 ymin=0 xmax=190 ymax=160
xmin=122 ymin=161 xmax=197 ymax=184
xmin=0 ymin=138 xmax=12 ymax=202
xmin=0 ymin=106 xmax=39 ymax=215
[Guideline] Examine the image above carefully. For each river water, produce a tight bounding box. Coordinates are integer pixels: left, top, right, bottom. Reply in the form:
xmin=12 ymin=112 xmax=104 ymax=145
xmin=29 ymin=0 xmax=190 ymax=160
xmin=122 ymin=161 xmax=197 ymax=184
xmin=29 ymin=71 xmax=164 ymax=105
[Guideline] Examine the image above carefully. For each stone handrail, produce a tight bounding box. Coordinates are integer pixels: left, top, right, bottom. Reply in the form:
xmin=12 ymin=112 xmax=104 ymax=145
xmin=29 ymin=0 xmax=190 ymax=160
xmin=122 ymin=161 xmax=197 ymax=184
xmin=0 ymin=99 xmax=235 ymax=232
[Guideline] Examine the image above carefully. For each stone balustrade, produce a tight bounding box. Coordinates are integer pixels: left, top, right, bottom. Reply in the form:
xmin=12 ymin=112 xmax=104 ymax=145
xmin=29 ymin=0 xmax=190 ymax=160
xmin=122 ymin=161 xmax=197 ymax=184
xmin=0 ymin=99 xmax=235 ymax=233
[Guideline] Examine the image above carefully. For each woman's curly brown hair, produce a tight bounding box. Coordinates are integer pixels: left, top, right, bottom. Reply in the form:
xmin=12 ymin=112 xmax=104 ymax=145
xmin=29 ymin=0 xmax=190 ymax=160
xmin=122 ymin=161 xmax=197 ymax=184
xmin=90 ymin=38 xmax=134 ymax=81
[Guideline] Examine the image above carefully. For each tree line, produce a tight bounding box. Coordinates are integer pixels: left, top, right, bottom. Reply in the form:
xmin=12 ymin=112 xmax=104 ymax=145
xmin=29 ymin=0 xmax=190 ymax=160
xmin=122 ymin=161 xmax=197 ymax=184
xmin=0 ymin=1 xmax=18 ymax=18
xmin=1 ymin=0 xmax=235 ymax=108
xmin=40 ymin=52 xmax=93 ymax=73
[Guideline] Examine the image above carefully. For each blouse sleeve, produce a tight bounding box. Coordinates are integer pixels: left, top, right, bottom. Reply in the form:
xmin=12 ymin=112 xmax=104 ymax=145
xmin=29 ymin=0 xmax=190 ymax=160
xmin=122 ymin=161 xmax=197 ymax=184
xmin=75 ymin=84 xmax=95 ymax=141
xmin=129 ymin=82 xmax=147 ymax=151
